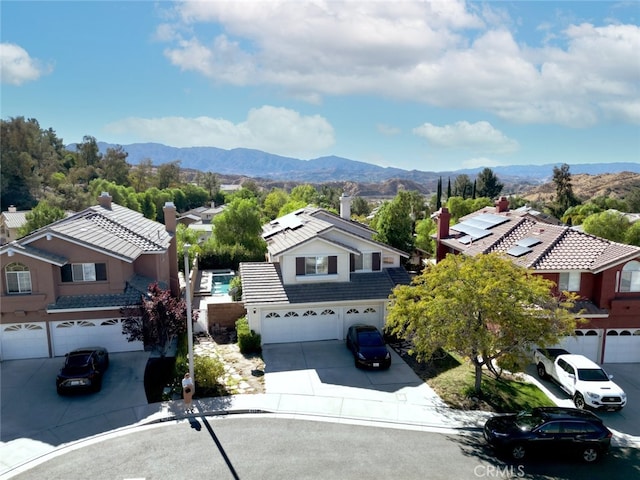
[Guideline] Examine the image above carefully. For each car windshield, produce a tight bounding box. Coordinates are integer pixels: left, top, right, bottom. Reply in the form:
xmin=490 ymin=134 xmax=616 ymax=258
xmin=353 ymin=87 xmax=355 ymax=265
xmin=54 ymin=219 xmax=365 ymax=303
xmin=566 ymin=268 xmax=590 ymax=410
xmin=66 ymin=355 xmax=91 ymax=367
xmin=515 ymin=412 xmax=544 ymax=431
xmin=357 ymin=331 xmax=384 ymax=347
xmin=578 ymin=368 xmax=609 ymax=382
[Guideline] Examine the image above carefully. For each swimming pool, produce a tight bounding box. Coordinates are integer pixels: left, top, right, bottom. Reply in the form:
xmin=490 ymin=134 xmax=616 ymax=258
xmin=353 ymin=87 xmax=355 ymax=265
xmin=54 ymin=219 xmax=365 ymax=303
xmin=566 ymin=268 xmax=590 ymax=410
xmin=210 ymin=271 xmax=235 ymax=295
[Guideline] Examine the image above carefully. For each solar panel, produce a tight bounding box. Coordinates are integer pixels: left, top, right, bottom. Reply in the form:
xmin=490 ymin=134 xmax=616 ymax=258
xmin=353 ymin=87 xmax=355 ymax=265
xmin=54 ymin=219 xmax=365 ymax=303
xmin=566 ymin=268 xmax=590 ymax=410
xmin=452 ymin=223 xmax=492 ymax=240
xmin=507 ymin=245 xmax=532 ymax=257
xmin=474 ymin=213 xmax=510 ymax=227
xmin=517 ymin=237 xmax=542 ymax=248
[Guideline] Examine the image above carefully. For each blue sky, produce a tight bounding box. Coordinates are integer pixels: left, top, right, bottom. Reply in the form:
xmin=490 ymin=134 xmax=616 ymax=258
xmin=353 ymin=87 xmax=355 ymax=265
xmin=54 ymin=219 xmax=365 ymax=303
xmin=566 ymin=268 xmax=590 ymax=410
xmin=1 ymin=1 xmax=639 ymax=172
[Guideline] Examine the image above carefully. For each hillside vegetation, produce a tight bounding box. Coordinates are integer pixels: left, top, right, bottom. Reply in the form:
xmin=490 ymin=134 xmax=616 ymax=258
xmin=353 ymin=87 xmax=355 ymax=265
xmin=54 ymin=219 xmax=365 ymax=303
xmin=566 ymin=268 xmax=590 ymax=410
xmin=521 ymin=172 xmax=640 ymax=203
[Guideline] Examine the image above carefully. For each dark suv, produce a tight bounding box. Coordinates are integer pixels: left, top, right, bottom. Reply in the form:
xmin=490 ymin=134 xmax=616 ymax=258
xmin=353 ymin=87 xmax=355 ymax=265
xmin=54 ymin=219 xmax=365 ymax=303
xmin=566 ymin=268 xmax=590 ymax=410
xmin=346 ymin=324 xmax=391 ymax=369
xmin=56 ymin=347 xmax=109 ymax=394
xmin=484 ymin=407 xmax=612 ymax=463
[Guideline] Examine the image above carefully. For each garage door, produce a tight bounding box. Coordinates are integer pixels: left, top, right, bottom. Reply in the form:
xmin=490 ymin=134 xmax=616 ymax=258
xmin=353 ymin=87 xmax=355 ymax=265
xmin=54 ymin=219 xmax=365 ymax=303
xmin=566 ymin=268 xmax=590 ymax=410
xmin=1 ymin=322 xmax=49 ymax=360
xmin=262 ymin=308 xmax=339 ymax=344
xmin=51 ymin=318 xmax=143 ymax=356
xmin=555 ymin=329 xmax=600 ymax=362
xmin=603 ymin=329 xmax=640 ymax=363
xmin=343 ymin=306 xmax=383 ymax=336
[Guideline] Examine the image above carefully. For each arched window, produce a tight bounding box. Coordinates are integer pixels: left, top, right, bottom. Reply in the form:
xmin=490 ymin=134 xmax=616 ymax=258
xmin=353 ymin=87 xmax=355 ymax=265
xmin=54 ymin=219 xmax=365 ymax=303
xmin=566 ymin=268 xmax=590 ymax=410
xmin=620 ymin=260 xmax=640 ymax=292
xmin=5 ymin=262 xmax=32 ymax=294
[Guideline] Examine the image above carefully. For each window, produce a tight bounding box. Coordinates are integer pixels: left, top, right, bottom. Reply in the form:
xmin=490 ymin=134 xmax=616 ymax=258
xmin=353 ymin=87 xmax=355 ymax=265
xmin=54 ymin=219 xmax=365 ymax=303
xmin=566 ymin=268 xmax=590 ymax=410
xmin=619 ymin=261 xmax=640 ymax=292
xmin=558 ymin=272 xmax=581 ymax=292
xmin=296 ymin=256 xmax=337 ymax=276
xmin=5 ymin=263 xmax=32 ymax=294
xmin=61 ymin=263 xmax=107 ymax=282
xmin=306 ymin=256 xmax=328 ymax=275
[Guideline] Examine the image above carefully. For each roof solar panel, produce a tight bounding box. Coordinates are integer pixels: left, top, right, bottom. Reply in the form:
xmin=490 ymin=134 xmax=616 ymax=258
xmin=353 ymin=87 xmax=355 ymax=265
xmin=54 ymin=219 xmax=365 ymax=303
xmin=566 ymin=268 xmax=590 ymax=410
xmin=452 ymin=223 xmax=492 ymax=240
xmin=507 ymin=245 xmax=532 ymax=257
xmin=474 ymin=213 xmax=510 ymax=228
xmin=517 ymin=237 xmax=542 ymax=248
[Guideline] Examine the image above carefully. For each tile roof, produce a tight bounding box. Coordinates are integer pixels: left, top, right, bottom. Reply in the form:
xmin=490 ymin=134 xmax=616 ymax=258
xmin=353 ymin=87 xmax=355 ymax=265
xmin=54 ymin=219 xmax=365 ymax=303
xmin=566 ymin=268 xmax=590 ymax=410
xmin=0 ymin=243 xmax=67 ymax=265
xmin=46 ymin=275 xmax=160 ymax=311
xmin=263 ymin=206 xmax=408 ymax=257
xmin=1 ymin=211 xmax=29 ymax=229
xmin=25 ymin=203 xmax=172 ymax=262
xmin=240 ymin=262 xmax=410 ymax=306
xmin=443 ymin=209 xmax=640 ymax=272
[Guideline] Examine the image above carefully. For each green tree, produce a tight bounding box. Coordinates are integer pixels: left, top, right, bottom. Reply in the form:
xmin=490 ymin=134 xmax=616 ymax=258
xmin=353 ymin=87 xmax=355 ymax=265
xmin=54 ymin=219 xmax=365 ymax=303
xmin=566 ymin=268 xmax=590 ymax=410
xmin=561 ymin=203 xmax=603 ymax=226
xmin=100 ymin=145 xmax=130 ymax=186
xmin=453 ymin=174 xmax=474 ymax=199
xmin=129 ymin=158 xmax=154 ymax=192
xmin=212 ymin=197 xmax=266 ymax=253
xmin=446 ymin=196 xmax=493 ymax=223
xmin=386 ymin=253 xmax=577 ymax=395
xmin=76 ymin=135 xmax=102 ymax=167
xmin=550 ymin=163 xmax=580 ymax=218
xmin=582 ymin=211 xmax=630 ymax=243
xmin=290 ymin=184 xmax=318 ymax=205
xmin=156 ymin=160 xmax=181 ymax=189
xmin=436 ymin=177 xmax=442 ymax=210
xmin=121 ymin=283 xmax=192 ymax=357
xmin=372 ymin=191 xmax=414 ymax=253
xmin=414 ymin=217 xmax=436 ymax=257
xmin=476 ymin=168 xmax=504 ymax=199
xmin=197 ymin=171 xmax=220 ymax=199
xmin=263 ymin=188 xmax=289 ymax=220
xmin=351 ymin=196 xmax=371 ymax=216
xmin=625 ymin=221 xmax=640 ymax=246
xmin=626 ymin=188 xmax=640 ymax=212
xmin=18 ymin=200 xmax=66 ymax=237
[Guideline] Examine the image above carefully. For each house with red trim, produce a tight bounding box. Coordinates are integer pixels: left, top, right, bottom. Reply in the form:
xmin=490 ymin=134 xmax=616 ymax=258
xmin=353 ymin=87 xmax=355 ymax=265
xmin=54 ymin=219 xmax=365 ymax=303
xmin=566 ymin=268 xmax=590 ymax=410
xmin=433 ymin=196 xmax=640 ymax=363
xmin=0 ymin=193 xmax=179 ymax=360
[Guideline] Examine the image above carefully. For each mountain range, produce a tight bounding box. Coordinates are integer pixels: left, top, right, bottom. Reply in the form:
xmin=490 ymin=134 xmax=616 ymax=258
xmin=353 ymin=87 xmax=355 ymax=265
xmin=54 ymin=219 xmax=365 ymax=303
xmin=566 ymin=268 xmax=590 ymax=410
xmin=92 ymin=142 xmax=639 ymax=187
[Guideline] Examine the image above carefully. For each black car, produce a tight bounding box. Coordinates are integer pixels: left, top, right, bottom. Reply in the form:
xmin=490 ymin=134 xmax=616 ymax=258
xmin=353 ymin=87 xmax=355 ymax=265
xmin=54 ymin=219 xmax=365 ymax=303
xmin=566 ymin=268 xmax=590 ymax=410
xmin=56 ymin=347 xmax=109 ymax=394
xmin=484 ymin=407 xmax=612 ymax=463
xmin=346 ymin=324 xmax=391 ymax=369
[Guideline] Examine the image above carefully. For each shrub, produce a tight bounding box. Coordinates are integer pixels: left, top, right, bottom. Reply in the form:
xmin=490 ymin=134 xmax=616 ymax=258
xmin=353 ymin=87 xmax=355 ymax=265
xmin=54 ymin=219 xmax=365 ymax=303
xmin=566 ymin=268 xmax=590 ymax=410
xmin=236 ymin=316 xmax=262 ymax=354
xmin=194 ymin=355 xmax=225 ymax=390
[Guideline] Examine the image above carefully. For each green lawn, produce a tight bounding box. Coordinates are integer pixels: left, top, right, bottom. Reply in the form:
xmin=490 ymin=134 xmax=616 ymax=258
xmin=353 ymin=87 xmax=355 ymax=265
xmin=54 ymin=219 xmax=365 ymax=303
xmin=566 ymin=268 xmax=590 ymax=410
xmin=396 ymin=347 xmax=556 ymax=413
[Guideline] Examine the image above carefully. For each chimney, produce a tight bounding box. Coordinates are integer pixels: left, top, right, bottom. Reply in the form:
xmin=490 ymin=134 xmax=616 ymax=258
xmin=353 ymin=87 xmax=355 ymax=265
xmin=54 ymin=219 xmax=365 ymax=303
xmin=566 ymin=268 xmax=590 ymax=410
xmin=162 ymin=201 xmax=180 ymax=297
xmin=98 ymin=192 xmax=112 ymax=209
xmin=495 ymin=196 xmax=509 ymax=213
xmin=339 ymin=193 xmax=352 ymax=220
xmin=436 ymin=207 xmax=451 ymax=263
xmin=8 ymin=205 xmax=16 ymax=213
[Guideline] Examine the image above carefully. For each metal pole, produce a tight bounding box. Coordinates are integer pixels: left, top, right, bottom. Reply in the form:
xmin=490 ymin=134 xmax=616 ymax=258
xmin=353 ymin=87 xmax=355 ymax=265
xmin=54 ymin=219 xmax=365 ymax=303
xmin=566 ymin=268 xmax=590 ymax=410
xmin=183 ymin=244 xmax=195 ymax=383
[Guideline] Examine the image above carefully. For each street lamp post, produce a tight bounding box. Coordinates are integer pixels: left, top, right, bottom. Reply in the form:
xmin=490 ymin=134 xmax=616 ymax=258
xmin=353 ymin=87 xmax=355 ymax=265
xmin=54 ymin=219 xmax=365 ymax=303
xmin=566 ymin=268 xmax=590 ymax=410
xmin=183 ymin=244 xmax=195 ymax=382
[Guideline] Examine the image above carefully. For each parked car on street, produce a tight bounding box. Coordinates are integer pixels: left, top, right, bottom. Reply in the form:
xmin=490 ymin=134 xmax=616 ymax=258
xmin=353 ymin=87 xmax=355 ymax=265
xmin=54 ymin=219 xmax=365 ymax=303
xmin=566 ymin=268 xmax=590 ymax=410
xmin=533 ymin=348 xmax=626 ymax=411
xmin=56 ymin=347 xmax=109 ymax=394
xmin=484 ymin=407 xmax=612 ymax=463
xmin=346 ymin=324 xmax=391 ymax=369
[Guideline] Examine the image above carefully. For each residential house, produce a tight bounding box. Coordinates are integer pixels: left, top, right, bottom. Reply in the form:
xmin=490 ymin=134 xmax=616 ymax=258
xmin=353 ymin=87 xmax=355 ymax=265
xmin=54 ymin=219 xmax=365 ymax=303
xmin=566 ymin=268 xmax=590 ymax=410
xmin=0 ymin=206 xmax=30 ymax=245
xmin=239 ymin=194 xmax=411 ymax=344
xmin=178 ymin=202 xmax=226 ymax=243
xmin=0 ymin=193 xmax=179 ymax=360
xmin=433 ymin=196 xmax=640 ymax=363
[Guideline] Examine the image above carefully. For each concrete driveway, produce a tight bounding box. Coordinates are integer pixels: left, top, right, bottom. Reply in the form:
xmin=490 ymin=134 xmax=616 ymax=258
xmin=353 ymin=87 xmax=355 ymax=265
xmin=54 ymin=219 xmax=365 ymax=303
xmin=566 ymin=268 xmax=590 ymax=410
xmin=0 ymin=351 xmax=149 ymax=446
xmin=526 ymin=362 xmax=640 ymax=438
xmin=262 ymin=340 xmax=446 ymax=407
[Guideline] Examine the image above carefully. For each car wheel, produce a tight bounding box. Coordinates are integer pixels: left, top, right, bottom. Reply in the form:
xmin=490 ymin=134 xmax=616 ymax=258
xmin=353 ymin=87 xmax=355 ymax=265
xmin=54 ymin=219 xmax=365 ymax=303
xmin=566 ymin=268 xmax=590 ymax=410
xmin=574 ymin=393 xmax=586 ymax=409
xmin=536 ymin=363 xmax=547 ymax=379
xmin=94 ymin=377 xmax=103 ymax=392
xmin=510 ymin=444 xmax=526 ymax=460
xmin=581 ymin=447 xmax=600 ymax=463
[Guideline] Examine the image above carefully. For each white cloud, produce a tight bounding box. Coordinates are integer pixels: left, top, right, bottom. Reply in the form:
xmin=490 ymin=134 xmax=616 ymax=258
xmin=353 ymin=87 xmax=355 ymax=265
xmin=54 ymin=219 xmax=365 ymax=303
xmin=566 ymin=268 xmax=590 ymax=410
xmin=0 ymin=43 xmax=50 ymax=85
xmin=461 ymin=157 xmax=503 ymax=169
xmin=104 ymin=106 xmax=335 ymax=158
xmin=157 ymin=1 xmax=639 ymax=128
xmin=377 ymin=124 xmax=401 ymax=136
xmin=412 ymin=121 xmax=519 ymax=154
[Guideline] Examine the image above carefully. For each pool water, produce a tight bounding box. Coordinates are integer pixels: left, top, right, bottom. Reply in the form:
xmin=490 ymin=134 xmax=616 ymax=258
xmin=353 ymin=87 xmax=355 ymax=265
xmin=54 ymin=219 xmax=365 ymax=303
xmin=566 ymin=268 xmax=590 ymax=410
xmin=211 ymin=273 xmax=235 ymax=295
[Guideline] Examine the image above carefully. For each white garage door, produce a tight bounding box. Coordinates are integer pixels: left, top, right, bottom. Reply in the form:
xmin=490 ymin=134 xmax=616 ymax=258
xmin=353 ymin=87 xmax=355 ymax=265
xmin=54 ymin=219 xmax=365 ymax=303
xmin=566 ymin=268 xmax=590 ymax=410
xmin=343 ymin=306 xmax=384 ymax=337
xmin=51 ymin=318 xmax=143 ymax=357
xmin=1 ymin=322 xmax=49 ymax=360
xmin=262 ymin=308 xmax=339 ymax=344
xmin=603 ymin=329 xmax=640 ymax=363
xmin=555 ymin=330 xmax=600 ymax=362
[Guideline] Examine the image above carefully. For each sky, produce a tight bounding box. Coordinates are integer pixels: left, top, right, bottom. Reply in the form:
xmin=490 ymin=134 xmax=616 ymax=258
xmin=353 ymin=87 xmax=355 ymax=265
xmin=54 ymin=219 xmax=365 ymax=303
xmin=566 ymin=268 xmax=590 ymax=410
xmin=1 ymin=1 xmax=639 ymax=172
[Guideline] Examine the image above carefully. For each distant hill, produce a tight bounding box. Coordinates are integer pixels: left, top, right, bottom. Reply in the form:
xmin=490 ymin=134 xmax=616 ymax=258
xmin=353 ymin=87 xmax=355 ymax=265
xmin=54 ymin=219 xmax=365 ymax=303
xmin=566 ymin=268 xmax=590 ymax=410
xmin=522 ymin=172 xmax=640 ymax=203
xmin=87 ymin=142 xmax=640 ymax=187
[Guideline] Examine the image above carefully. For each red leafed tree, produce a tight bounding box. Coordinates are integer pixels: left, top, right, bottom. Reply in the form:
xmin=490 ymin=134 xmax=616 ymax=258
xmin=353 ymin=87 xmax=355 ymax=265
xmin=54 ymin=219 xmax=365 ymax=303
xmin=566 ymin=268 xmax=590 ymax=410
xmin=121 ymin=282 xmax=196 ymax=357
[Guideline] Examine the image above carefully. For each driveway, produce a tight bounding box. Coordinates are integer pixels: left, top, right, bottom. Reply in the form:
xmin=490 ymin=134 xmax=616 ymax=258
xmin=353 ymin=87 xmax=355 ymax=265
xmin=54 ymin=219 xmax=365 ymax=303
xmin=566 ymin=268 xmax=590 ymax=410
xmin=526 ymin=362 xmax=640 ymax=438
xmin=0 ymin=351 xmax=149 ymax=446
xmin=262 ymin=340 xmax=446 ymax=407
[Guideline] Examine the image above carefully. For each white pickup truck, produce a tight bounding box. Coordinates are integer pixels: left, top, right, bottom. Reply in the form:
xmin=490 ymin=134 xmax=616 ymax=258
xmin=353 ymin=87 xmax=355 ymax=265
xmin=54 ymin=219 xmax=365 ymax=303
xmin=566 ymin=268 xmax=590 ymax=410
xmin=533 ymin=348 xmax=627 ymax=411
